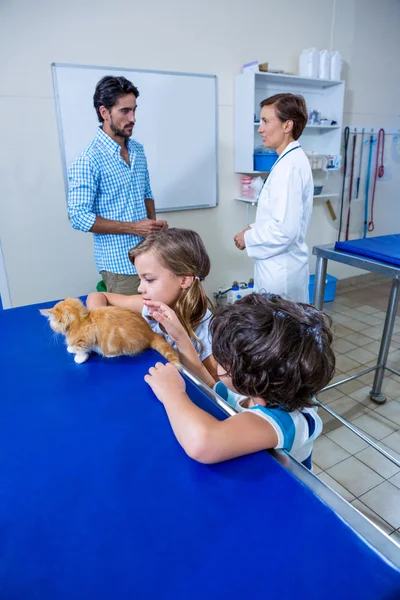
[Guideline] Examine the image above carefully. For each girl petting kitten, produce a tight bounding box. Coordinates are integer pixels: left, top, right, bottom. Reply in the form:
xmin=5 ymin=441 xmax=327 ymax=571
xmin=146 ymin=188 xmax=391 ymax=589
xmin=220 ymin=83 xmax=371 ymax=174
xmin=144 ymin=293 xmax=335 ymax=468
xmin=87 ymin=228 xmax=217 ymax=385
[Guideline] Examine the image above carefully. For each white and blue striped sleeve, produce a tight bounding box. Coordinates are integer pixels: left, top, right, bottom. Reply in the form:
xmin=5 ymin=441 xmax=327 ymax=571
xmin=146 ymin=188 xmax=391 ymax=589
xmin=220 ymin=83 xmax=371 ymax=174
xmin=143 ymin=155 xmax=154 ymax=201
xmin=68 ymin=155 xmax=98 ymax=232
xmin=246 ymin=406 xmax=297 ymax=451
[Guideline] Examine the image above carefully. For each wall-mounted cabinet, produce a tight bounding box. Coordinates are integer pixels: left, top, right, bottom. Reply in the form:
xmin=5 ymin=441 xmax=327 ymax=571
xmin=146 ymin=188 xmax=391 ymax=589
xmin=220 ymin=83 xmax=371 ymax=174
xmin=234 ymin=71 xmax=345 ymax=174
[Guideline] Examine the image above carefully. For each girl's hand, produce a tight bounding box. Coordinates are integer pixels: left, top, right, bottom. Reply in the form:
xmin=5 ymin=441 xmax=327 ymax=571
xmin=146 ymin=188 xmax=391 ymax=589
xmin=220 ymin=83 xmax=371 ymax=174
xmin=143 ymin=300 xmax=188 ymax=344
xmin=144 ymin=362 xmax=186 ymax=404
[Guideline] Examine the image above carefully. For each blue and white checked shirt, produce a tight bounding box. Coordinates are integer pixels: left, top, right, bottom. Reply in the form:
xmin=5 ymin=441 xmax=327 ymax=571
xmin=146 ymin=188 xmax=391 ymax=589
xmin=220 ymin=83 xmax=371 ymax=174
xmin=68 ymin=127 xmax=154 ymax=275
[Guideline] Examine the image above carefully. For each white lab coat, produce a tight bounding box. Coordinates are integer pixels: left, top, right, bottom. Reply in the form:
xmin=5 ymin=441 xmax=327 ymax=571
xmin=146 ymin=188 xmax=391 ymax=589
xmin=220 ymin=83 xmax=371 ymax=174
xmin=244 ymin=141 xmax=313 ymax=303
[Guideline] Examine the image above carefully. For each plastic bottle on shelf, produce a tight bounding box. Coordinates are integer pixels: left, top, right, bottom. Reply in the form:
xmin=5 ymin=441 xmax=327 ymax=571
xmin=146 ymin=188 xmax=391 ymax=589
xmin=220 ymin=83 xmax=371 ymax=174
xmin=298 ymin=48 xmax=319 ymax=78
xmin=319 ymin=50 xmax=330 ymax=79
xmin=330 ymin=51 xmax=342 ymax=81
xmin=241 ymin=176 xmax=253 ymax=198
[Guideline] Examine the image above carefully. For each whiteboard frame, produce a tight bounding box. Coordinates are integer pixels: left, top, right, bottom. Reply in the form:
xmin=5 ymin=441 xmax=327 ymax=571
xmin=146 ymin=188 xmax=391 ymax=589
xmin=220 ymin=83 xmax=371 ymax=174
xmin=51 ymin=62 xmax=219 ymax=212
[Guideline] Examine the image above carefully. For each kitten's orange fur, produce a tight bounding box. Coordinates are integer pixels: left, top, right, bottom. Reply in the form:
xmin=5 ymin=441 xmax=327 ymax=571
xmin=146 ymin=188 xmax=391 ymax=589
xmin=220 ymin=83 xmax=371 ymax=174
xmin=40 ymin=297 xmax=180 ymax=366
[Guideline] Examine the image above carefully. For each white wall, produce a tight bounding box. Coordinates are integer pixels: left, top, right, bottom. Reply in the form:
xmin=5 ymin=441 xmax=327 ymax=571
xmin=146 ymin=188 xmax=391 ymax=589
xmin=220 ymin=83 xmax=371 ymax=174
xmin=1 ymin=0 xmax=399 ymax=307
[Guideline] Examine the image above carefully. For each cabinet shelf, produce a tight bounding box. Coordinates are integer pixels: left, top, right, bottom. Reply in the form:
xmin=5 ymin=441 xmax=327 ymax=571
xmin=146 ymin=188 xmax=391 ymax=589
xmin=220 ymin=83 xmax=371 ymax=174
xmin=235 ymin=71 xmax=345 ymax=173
xmin=254 ymin=122 xmax=340 ymax=130
xmin=254 ymin=72 xmax=342 ymax=89
xmin=235 ymin=192 xmax=339 ymax=204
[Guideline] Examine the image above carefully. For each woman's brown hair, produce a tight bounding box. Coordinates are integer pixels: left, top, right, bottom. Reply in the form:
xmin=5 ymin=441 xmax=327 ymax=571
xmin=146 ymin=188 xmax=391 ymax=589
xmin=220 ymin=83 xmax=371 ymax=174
xmin=210 ymin=293 xmax=335 ymax=412
xmin=261 ymin=93 xmax=308 ymax=140
xmin=129 ymin=228 xmax=212 ymax=346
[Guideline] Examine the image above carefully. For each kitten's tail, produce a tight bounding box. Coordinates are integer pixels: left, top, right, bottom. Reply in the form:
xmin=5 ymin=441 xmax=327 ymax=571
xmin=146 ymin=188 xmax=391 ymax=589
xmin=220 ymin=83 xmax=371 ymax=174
xmin=150 ymin=334 xmax=181 ymax=369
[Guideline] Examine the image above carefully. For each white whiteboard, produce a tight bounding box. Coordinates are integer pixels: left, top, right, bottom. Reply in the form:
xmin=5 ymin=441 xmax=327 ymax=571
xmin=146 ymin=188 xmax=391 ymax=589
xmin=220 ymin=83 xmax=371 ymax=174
xmin=52 ymin=63 xmax=218 ymax=212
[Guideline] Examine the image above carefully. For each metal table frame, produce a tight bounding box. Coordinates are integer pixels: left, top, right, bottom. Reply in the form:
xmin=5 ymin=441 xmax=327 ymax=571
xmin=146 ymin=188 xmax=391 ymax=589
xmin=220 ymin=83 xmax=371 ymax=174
xmin=312 ymin=243 xmax=400 ymax=471
xmin=313 ymin=243 xmax=400 ymax=404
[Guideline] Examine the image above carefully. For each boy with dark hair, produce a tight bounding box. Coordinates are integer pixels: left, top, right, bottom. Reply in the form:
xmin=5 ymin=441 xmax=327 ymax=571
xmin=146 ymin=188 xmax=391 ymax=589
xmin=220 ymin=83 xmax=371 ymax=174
xmin=144 ymin=293 xmax=335 ymax=469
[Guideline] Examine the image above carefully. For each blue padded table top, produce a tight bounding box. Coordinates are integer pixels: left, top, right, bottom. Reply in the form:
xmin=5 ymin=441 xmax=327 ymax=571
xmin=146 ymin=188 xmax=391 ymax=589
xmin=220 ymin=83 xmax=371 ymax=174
xmin=1 ymin=301 xmax=400 ymax=600
xmin=335 ymin=234 xmax=400 ymax=267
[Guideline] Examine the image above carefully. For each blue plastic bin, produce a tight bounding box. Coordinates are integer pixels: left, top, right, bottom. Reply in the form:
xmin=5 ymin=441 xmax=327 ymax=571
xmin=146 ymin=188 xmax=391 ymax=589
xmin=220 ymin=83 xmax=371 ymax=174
xmin=253 ymin=152 xmax=278 ymax=171
xmin=308 ymin=273 xmax=338 ymax=303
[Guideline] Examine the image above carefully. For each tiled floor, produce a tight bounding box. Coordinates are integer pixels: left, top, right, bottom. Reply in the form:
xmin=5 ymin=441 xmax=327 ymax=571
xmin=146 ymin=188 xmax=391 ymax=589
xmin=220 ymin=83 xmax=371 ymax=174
xmin=313 ymin=277 xmax=400 ymax=545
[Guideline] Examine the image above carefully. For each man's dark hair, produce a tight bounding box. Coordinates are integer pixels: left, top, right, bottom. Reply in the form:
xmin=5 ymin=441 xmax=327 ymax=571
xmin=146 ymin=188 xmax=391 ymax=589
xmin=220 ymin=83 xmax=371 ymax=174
xmin=93 ymin=76 xmax=139 ymax=123
xmin=210 ymin=293 xmax=335 ymax=411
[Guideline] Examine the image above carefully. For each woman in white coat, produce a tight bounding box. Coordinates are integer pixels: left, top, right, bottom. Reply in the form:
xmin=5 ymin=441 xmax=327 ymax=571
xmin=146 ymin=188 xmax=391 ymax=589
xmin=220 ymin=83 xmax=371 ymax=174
xmin=234 ymin=94 xmax=313 ymax=303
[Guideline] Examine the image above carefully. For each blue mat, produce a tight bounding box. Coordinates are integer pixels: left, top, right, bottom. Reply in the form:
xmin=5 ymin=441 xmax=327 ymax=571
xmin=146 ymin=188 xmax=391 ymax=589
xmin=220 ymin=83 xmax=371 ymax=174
xmin=335 ymin=234 xmax=400 ymax=267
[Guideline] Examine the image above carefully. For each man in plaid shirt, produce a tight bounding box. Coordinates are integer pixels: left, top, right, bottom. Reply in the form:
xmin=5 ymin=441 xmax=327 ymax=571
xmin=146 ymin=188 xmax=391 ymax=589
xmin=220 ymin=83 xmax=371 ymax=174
xmin=68 ymin=76 xmax=167 ymax=295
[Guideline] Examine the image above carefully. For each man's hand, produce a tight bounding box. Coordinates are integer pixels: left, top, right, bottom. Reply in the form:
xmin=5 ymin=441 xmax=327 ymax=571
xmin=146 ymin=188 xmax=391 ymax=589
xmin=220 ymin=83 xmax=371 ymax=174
xmin=233 ymin=226 xmax=251 ymax=250
xmin=130 ymin=218 xmax=165 ymax=237
xmin=144 ymin=362 xmax=186 ymax=404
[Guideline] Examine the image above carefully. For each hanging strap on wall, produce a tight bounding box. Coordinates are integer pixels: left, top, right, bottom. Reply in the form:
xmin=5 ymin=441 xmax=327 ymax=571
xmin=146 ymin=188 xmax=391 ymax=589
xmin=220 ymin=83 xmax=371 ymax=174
xmin=338 ymin=127 xmax=349 ymax=242
xmin=368 ymin=128 xmax=385 ymax=233
xmin=345 ymin=132 xmax=357 ymax=241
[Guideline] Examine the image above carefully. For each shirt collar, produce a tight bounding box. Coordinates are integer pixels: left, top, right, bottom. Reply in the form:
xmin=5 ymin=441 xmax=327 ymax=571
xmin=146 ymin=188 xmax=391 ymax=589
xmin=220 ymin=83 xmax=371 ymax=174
xmin=279 ymin=140 xmax=301 ymax=159
xmin=96 ymin=126 xmax=133 ymax=155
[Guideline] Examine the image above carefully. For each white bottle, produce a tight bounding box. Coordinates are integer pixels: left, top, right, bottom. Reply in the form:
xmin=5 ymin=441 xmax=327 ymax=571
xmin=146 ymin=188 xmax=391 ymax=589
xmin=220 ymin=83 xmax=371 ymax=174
xmin=299 ymin=48 xmax=319 ymax=78
xmin=319 ymin=50 xmax=330 ymax=79
xmin=330 ymin=51 xmax=342 ymax=81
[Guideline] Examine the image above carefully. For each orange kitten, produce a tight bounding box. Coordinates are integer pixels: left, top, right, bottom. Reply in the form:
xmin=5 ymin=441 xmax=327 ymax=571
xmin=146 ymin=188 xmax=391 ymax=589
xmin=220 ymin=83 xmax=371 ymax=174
xmin=40 ymin=297 xmax=180 ymax=366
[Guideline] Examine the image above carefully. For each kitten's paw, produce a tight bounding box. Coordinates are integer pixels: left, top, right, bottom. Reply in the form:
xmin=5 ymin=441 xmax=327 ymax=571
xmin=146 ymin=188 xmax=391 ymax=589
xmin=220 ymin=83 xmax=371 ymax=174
xmin=74 ymin=353 xmax=89 ymax=364
xmin=66 ymin=345 xmax=74 ymax=354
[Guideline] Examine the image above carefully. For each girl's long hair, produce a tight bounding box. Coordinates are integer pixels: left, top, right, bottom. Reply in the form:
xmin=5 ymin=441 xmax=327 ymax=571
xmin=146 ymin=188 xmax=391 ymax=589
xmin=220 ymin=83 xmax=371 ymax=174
xmin=129 ymin=228 xmax=212 ymax=346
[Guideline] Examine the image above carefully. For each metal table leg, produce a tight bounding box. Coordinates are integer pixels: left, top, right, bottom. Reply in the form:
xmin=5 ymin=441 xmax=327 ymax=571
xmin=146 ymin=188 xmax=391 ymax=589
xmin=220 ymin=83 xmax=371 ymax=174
xmin=370 ymin=277 xmax=400 ymax=404
xmin=313 ymin=256 xmax=328 ymax=311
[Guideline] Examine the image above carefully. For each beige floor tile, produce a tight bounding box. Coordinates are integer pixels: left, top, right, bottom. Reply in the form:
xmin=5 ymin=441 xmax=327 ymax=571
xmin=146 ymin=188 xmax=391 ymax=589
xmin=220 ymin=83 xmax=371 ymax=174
xmin=345 ymin=347 xmax=377 ymax=365
xmin=326 ymin=426 xmax=369 ymax=454
xmin=358 ymin=305 xmax=381 ymax=315
xmin=349 ymin=386 xmax=380 ymax=408
xmin=313 ymin=435 xmax=350 ymax=470
xmin=351 ymin=499 xmax=394 ymax=536
xmin=364 ymin=326 xmax=385 ymax=341
xmin=380 ymin=379 xmax=400 ymax=400
xmin=319 ymin=407 xmax=341 ymax=433
xmin=317 ymin=471 xmax=355 ymax=502
xmin=355 ymin=314 xmax=385 ymax=327
xmin=316 ymin=387 xmax=344 ymax=403
xmin=312 ymin=464 xmax=322 ymax=475
xmin=388 ymin=471 xmax=400 ymax=490
xmin=382 ymin=431 xmax=400 ymax=455
xmin=340 ymin=309 xmax=368 ymax=321
xmin=351 ymin=412 xmax=399 ymax=440
xmin=374 ymin=311 xmax=388 ymax=320
xmin=336 ymin=354 xmax=364 ymax=373
xmin=358 ymin=371 xmax=378 ymax=385
xmin=337 ymin=297 xmax=363 ymax=309
xmin=333 ymin=324 xmax=358 ymax=339
xmin=343 ymin=319 xmax=371 ymax=333
xmin=319 ymin=395 xmax=370 ymax=425
xmin=332 ymin=377 xmax=366 ymax=395
xmin=355 ymin=444 xmax=400 ymax=479
xmin=344 ymin=332 xmax=375 ymax=347
xmin=333 ymin=338 xmax=357 ymax=354
xmin=359 ymin=481 xmax=400 ymax=529
xmin=362 ymin=340 xmax=399 ymax=355
xmin=373 ymin=401 xmax=400 ymax=427
xmin=327 ymin=456 xmax=384 ymax=496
